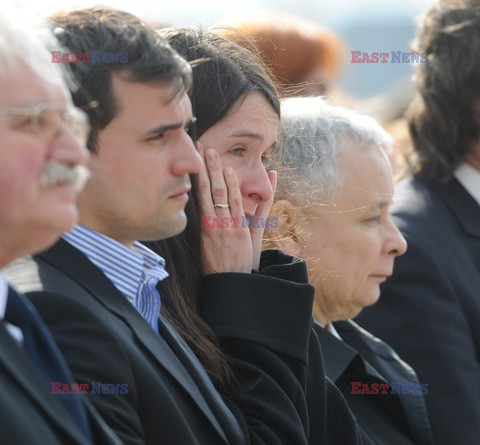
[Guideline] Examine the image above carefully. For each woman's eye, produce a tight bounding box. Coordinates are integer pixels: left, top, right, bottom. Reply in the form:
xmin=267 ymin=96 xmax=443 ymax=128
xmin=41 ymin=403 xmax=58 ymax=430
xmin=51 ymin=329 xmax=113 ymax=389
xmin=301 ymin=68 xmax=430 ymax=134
xmin=229 ymin=147 xmax=246 ymax=156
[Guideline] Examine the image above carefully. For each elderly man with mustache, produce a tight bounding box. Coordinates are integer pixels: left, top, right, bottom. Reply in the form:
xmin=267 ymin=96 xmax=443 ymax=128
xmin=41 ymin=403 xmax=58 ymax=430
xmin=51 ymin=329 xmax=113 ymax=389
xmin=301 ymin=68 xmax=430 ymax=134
xmin=0 ymin=9 xmax=120 ymax=445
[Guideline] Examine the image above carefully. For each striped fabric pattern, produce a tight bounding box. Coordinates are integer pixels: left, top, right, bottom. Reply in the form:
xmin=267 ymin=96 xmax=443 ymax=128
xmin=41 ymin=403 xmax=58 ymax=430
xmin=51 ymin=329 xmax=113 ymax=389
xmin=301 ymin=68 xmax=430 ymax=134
xmin=63 ymin=224 xmax=168 ymax=332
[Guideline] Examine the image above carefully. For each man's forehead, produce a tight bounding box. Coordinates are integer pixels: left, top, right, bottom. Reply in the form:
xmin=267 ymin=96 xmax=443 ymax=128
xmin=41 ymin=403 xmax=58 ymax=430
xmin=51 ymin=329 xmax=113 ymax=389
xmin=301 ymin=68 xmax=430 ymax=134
xmin=0 ymin=64 xmax=69 ymax=108
xmin=113 ymin=74 xmax=186 ymax=100
xmin=111 ymin=75 xmax=191 ymax=117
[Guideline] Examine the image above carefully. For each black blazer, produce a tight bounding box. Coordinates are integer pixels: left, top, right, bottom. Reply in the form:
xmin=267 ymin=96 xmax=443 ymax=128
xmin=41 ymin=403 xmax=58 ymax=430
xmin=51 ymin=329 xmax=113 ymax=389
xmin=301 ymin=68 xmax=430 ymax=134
xmin=0 ymin=288 xmax=120 ymax=445
xmin=356 ymin=175 xmax=480 ymax=445
xmin=6 ymin=240 xmax=316 ymax=445
xmin=315 ymin=320 xmax=432 ymax=445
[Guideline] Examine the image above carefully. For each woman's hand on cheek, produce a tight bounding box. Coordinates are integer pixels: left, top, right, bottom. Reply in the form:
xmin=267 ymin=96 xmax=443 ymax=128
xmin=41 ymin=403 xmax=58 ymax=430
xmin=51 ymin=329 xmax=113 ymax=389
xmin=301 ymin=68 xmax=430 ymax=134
xmin=250 ymin=170 xmax=277 ymax=270
xmin=199 ymin=147 xmax=253 ymax=275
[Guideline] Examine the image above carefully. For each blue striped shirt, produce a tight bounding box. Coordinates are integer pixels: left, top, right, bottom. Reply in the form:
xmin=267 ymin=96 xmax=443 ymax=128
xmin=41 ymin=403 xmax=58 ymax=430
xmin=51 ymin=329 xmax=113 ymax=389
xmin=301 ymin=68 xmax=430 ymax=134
xmin=63 ymin=224 xmax=168 ymax=332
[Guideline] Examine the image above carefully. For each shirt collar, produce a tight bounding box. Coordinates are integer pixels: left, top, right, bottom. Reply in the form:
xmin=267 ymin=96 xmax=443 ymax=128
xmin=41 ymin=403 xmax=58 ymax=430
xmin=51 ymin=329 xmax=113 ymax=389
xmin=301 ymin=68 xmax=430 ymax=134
xmin=0 ymin=273 xmax=8 ymax=319
xmin=328 ymin=322 xmax=343 ymax=340
xmin=454 ymin=162 xmax=480 ymax=206
xmin=62 ymin=224 xmax=168 ymax=306
xmin=316 ymin=319 xmax=343 ymax=341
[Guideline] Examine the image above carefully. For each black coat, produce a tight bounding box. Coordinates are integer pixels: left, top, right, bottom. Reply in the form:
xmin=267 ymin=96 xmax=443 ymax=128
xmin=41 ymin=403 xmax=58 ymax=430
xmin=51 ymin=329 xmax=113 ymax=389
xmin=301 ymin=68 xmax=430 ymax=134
xmin=324 ymin=376 xmax=363 ymax=445
xmin=356 ymin=175 xmax=480 ymax=445
xmin=315 ymin=320 xmax=432 ymax=445
xmin=6 ymin=241 xmax=316 ymax=445
xmin=202 ymin=250 xmax=362 ymax=445
xmin=0 ymin=287 xmax=120 ymax=445
xmin=201 ymin=249 xmax=330 ymax=445
xmin=300 ymin=321 xmax=362 ymax=445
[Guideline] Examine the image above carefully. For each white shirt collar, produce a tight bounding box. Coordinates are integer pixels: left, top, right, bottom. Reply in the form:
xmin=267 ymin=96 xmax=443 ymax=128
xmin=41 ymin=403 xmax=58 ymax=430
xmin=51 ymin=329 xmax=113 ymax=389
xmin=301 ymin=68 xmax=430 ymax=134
xmin=0 ymin=272 xmax=8 ymax=319
xmin=327 ymin=322 xmax=343 ymax=340
xmin=454 ymin=162 xmax=480 ymax=206
xmin=0 ymin=273 xmax=24 ymax=342
xmin=317 ymin=319 xmax=343 ymax=341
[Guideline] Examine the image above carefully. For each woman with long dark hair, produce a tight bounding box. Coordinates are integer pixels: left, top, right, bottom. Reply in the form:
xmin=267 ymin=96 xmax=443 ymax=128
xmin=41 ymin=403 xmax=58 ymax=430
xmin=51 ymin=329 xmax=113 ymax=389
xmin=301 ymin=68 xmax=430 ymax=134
xmin=146 ymin=28 xmax=361 ymax=445
xmin=147 ymin=27 xmax=282 ymax=391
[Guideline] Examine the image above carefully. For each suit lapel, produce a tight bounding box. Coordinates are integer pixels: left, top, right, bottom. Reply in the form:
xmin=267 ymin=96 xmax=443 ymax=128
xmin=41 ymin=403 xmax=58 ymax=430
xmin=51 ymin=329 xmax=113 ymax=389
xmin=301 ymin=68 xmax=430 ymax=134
xmin=0 ymin=322 xmax=87 ymax=445
xmin=432 ymin=178 xmax=480 ymax=240
xmin=82 ymin=397 xmax=122 ymax=445
xmin=337 ymin=320 xmax=433 ymax=445
xmin=313 ymin=322 xmax=359 ymax=382
xmin=39 ymin=240 xmax=229 ymax=443
xmin=158 ymin=315 xmax=244 ymax=444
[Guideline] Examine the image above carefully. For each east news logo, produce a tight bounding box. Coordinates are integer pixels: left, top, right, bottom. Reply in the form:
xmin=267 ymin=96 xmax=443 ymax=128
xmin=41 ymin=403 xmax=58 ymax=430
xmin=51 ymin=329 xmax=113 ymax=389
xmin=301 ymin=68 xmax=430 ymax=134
xmin=51 ymin=382 xmax=128 ymax=394
xmin=51 ymin=51 xmax=128 ymax=64
xmin=351 ymin=51 xmax=427 ymax=64
xmin=351 ymin=382 xmax=428 ymax=394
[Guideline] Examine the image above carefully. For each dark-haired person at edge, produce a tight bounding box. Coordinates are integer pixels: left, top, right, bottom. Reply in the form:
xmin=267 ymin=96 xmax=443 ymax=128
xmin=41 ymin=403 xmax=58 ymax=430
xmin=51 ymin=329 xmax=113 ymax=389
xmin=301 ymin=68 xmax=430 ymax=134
xmin=356 ymin=1 xmax=480 ymax=443
xmin=6 ymin=7 xmax=321 ymax=445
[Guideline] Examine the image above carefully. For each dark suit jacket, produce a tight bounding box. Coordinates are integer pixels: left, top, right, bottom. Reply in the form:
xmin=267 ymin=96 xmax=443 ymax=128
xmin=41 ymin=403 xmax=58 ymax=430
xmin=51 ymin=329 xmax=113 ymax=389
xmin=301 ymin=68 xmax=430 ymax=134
xmin=315 ymin=320 xmax=432 ymax=445
xmin=6 ymin=240 xmax=316 ymax=445
xmin=356 ymin=175 xmax=480 ymax=445
xmin=0 ymin=288 xmax=120 ymax=445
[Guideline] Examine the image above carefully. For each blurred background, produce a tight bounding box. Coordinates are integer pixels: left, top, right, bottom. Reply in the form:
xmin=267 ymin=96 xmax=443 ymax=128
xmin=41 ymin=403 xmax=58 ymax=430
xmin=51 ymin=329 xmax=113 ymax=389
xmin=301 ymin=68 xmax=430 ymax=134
xmin=8 ymin=0 xmax=432 ymax=102
xmin=9 ymin=0 xmax=434 ymax=169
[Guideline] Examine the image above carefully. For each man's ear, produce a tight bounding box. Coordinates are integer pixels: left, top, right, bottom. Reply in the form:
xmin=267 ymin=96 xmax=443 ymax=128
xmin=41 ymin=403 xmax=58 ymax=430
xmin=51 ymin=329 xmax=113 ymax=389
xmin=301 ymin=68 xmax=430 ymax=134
xmin=265 ymin=199 xmax=304 ymax=257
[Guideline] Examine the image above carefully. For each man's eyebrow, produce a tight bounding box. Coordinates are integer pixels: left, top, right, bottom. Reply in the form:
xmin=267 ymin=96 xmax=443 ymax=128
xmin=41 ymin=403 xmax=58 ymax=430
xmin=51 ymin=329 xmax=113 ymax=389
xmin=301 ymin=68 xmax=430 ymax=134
xmin=377 ymin=199 xmax=391 ymax=208
xmin=367 ymin=199 xmax=393 ymax=211
xmin=144 ymin=117 xmax=196 ymax=137
xmin=228 ymin=130 xmax=264 ymax=142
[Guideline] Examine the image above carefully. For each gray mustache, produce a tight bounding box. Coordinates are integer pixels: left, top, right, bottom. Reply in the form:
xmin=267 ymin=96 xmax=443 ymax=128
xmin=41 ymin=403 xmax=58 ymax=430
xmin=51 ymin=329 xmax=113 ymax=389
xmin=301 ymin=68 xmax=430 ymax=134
xmin=40 ymin=161 xmax=90 ymax=192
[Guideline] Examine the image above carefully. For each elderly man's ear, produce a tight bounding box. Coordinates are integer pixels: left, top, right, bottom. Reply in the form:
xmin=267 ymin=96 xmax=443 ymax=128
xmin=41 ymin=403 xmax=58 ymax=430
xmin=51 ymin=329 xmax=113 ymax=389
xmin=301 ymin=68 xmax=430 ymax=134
xmin=266 ymin=199 xmax=304 ymax=257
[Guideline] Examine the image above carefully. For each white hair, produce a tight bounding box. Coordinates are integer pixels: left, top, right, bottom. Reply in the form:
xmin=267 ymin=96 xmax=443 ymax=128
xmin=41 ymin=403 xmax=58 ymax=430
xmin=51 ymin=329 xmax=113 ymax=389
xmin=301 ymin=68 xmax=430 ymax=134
xmin=0 ymin=8 xmax=66 ymax=88
xmin=277 ymin=96 xmax=393 ymax=204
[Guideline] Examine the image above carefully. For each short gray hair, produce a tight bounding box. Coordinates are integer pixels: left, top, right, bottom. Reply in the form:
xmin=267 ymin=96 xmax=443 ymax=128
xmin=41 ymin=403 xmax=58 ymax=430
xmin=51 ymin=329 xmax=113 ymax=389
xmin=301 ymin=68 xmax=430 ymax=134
xmin=277 ymin=96 xmax=392 ymax=205
xmin=0 ymin=8 xmax=65 ymax=87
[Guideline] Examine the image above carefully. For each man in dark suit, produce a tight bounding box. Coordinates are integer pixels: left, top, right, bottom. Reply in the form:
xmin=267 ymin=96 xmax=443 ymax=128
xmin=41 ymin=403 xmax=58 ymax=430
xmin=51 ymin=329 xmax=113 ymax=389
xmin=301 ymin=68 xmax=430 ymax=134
xmin=0 ymin=9 xmax=120 ymax=445
xmin=316 ymin=321 xmax=432 ymax=445
xmin=356 ymin=1 xmax=480 ymax=443
xmin=7 ymin=7 xmax=316 ymax=445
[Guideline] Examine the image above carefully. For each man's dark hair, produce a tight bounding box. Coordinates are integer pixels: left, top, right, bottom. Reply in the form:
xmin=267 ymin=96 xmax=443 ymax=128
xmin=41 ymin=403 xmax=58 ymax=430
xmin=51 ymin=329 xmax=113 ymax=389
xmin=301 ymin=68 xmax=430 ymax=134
xmin=406 ymin=0 xmax=480 ymax=181
xmin=49 ymin=7 xmax=192 ymax=151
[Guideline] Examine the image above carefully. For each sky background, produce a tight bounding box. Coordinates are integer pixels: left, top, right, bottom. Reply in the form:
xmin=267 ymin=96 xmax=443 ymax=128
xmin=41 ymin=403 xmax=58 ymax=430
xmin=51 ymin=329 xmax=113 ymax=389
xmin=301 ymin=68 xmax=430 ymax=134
xmin=7 ymin=0 xmax=435 ymax=111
